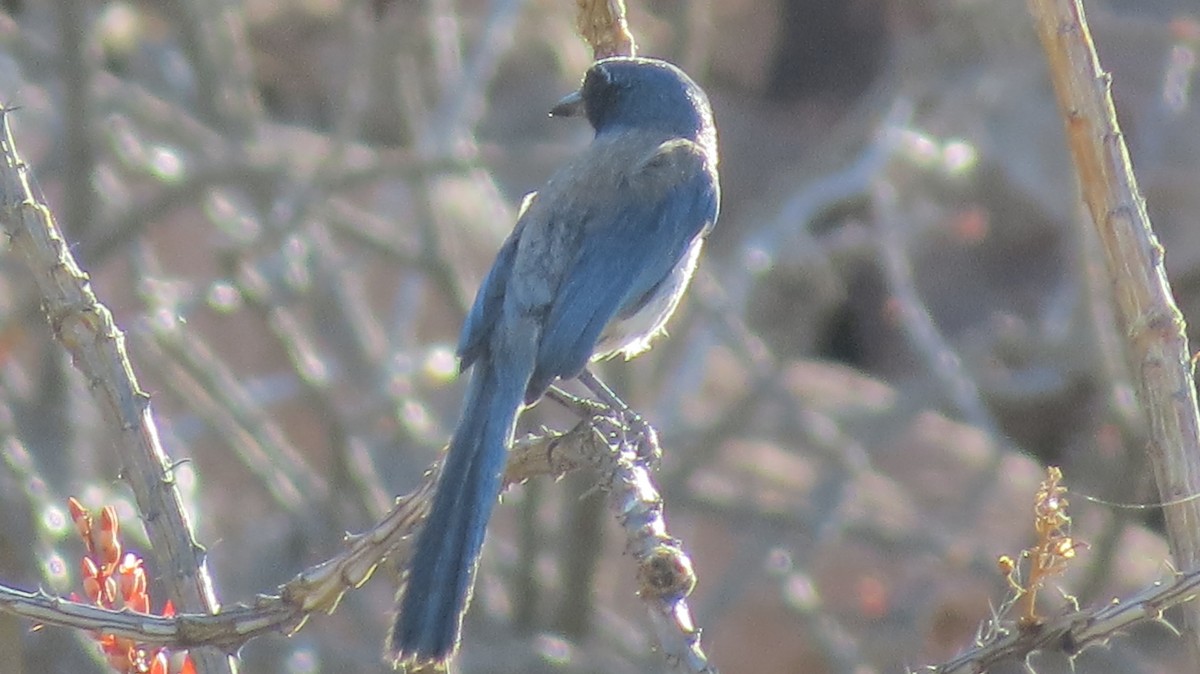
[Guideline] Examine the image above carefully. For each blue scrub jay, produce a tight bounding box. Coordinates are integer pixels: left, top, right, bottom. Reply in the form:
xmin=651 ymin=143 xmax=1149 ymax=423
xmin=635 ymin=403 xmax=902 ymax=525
xmin=390 ymin=56 xmax=720 ymax=667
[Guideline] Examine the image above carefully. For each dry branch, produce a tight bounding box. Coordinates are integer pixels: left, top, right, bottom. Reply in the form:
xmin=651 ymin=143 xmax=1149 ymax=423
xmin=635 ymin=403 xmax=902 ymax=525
xmin=0 ymin=109 xmax=236 ymax=674
xmin=0 ymin=398 xmax=718 ymax=672
xmin=1026 ymin=0 xmax=1200 ymax=657
xmin=928 ymin=567 xmax=1200 ymax=673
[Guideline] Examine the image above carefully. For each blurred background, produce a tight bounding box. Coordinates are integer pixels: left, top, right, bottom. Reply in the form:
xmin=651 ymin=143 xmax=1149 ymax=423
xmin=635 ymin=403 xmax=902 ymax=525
xmin=0 ymin=0 xmax=1198 ymax=672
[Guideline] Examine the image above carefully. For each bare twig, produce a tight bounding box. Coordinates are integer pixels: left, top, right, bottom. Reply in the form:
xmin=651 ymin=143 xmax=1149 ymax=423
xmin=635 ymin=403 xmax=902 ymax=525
xmin=1026 ymin=0 xmax=1200 ymax=655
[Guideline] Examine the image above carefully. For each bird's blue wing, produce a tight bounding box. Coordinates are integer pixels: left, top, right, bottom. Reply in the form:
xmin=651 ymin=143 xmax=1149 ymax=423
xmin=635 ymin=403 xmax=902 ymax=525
xmin=457 ymin=230 xmax=520 ymax=370
xmin=527 ymin=140 xmax=718 ymax=397
xmin=457 ymin=193 xmax=539 ymax=369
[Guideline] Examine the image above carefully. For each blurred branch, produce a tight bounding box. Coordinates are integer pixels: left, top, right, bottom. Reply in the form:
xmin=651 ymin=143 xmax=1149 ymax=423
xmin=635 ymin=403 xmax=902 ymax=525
xmin=871 ymin=178 xmax=1000 ymax=437
xmin=1026 ymin=0 xmax=1200 ymax=655
xmin=426 ymin=0 xmax=525 ymax=155
xmin=52 ymin=0 xmax=96 ymax=240
xmin=134 ymin=322 xmax=325 ymax=512
xmin=0 ymin=398 xmax=58 ymax=591
xmin=0 ymin=111 xmax=235 ymax=674
xmin=160 ymin=0 xmax=262 ymax=135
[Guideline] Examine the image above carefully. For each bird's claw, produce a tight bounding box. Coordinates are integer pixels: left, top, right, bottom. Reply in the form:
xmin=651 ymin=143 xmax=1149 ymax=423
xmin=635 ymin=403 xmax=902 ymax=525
xmin=620 ymin=409 xmax=662 ymax=469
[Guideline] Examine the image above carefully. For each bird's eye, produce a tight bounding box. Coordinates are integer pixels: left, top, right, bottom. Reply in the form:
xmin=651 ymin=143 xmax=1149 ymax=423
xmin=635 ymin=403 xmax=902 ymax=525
xmin=586 ymin=65 xmax=614 ymax=95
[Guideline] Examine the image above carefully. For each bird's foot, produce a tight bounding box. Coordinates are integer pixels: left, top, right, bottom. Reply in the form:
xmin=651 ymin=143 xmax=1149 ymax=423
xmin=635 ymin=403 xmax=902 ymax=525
xmin=576 ymin=369 xmax=661 ymax=469
xmin=619 ymin=408 xmax=662 ymax=468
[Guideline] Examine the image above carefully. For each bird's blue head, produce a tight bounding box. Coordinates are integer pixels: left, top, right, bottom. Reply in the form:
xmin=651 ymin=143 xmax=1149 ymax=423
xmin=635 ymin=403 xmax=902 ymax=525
xmin=551 ymin=57 xmax=715 ymax=145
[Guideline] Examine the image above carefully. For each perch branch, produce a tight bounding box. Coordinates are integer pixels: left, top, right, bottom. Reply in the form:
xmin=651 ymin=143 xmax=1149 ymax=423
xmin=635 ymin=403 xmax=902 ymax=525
xmin=576 ymin=0 xmax=636 ymax=59
xmin=0 ymin=410 xmax=717 ymax=672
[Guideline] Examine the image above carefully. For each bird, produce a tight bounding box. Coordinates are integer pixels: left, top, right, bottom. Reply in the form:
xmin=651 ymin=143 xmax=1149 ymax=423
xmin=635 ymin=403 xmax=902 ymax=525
xmin=390 ymin=55 xmax=720 ymax=668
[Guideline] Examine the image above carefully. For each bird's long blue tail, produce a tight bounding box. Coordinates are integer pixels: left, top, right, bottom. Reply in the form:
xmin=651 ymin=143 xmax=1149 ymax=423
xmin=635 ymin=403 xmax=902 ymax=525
xmin=390 ymin=349 xmax=530 ymax=665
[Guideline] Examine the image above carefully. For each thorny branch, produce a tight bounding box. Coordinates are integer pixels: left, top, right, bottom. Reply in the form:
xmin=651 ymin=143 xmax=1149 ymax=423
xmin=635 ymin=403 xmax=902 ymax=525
xmin=930 ymin=468 xmax=1193 ymax=672
xmin=0 ymin=109 xmax=236 ymax=674
xmin=0 ymin=401 xmax=718 ymax=672
xmin=926 ymin=567 xmax=1200 ymax=674
xmin=1026 ymin=0 xmax=1200 ymax=656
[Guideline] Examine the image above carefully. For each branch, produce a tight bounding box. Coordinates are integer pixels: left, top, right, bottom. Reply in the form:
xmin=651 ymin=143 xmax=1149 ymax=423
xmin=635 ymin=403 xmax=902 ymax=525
xmin=927 ymin=567 xmax=1200 ymax=673
xmin=1025 ymin=0 xmax=1200 ymax=655
xmin=0 ymin=108 xmax=235 ymax=674
xmin=575 ymin=0 xmax=636 ymax=59
xmin=0 ymin=408 xmax=717 ymax=671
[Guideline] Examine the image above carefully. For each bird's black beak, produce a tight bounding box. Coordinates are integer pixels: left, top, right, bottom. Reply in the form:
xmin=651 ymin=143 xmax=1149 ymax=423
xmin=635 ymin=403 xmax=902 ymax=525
xmin=549 ymin=90 xmax=584 ymax=118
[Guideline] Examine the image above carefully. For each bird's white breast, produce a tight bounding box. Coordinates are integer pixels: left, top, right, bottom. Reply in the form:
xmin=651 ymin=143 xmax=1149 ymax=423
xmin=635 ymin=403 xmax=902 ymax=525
xmin=594 ymin=235 xmax=705 ymax=360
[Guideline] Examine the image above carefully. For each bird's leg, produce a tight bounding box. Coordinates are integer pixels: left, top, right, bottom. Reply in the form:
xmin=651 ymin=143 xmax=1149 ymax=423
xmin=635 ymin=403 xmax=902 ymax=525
xmin=577 ymin=369 xmax=662 ymax=468
xmin=545 ymin=385 xmax=607 ymax=417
